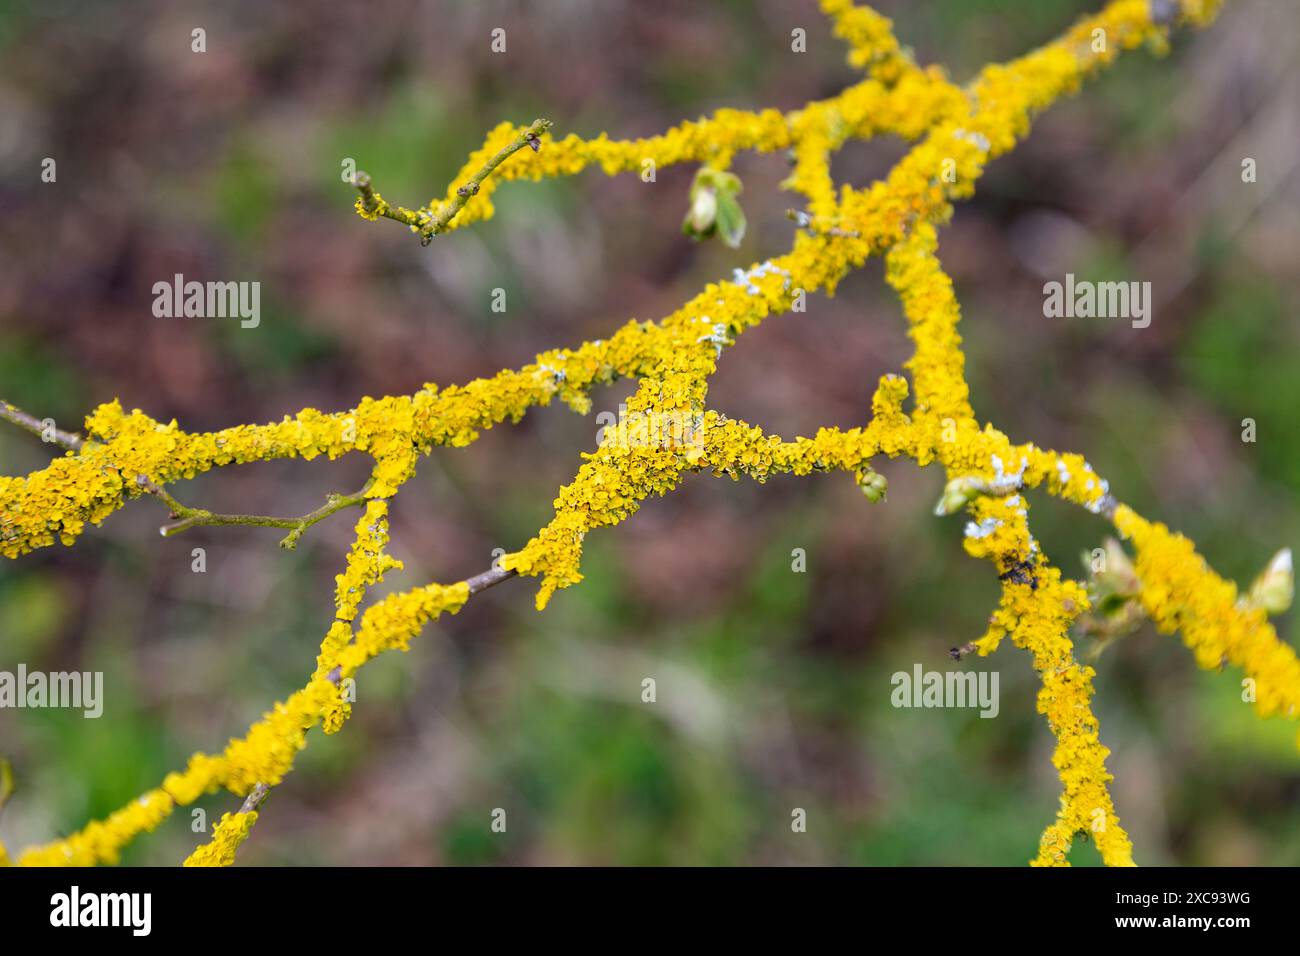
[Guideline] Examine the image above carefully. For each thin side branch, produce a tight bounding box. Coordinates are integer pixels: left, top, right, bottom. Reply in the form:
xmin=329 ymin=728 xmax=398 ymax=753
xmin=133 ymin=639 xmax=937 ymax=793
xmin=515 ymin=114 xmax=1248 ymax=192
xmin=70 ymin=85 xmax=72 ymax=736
xmin=146 ymin=477 xmax=374 ymax=549
xmin=466 ymin=564 xmax=518 ymax=595
xmin=0 ymin=400 xmax=83 ymax=451
xmin=355 ymin=118 xmax=553 ymax=245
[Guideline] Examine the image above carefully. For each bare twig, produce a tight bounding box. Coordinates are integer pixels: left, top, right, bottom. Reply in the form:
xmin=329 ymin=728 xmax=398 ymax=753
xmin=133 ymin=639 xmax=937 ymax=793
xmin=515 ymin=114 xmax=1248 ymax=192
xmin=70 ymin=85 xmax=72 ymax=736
xmin=465 ymin=564 xmax=518 ymax=595
xmin=145 ymin=477 xmax=375 ymax=549
xmin=355 ymin=118 xmax=553 ymax=245
xmin=0 ymin=400 xmax=83 ymax=451
xmin=238 ymin=782 xmax=271 ymax=816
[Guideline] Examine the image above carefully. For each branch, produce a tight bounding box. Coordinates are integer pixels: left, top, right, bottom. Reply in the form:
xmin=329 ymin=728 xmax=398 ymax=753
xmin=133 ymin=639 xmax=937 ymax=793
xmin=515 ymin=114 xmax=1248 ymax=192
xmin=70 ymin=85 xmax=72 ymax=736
xmin=142 ymin=476 xmax=374 ymax=550
xmin=6 ymin=0 xmax=1245 ymax=868
xmin=216 ymin=563 xmax=519 ymax=864
xmin=324 ymin=563 xmax=517 ymax=686
xmin=2 ymin=399 xmax=374 ymax=551
xmin=0 ymin=400 xmax=216 ymax=541
xmin=238 ymin=782 xmax=271 ymax=815
xmin=354 ymin=118 xmax=553 ymax=245
xmin=0 ymin=399 xmax=83 ymax=451
xmin=465 ymin=563 xmax=518 ymax=595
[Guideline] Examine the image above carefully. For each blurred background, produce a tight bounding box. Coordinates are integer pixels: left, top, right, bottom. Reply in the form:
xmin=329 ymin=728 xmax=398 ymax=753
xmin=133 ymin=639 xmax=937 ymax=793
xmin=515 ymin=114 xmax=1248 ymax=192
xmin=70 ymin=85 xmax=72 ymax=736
xmin=0 ymin=0 xmax=1297 ymax=865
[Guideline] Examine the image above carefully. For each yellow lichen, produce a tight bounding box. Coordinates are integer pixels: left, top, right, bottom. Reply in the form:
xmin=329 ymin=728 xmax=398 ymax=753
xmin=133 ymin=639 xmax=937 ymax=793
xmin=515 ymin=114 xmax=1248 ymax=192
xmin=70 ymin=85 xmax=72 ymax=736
xmin=3 ymin=0 xmax=1285 ymax=869
xmin=183 ymin=811 xmax=258 ymax=867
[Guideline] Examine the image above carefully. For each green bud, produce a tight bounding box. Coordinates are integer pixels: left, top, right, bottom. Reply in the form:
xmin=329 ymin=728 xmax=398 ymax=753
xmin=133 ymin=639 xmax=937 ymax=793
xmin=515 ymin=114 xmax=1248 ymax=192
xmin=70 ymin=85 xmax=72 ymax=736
xmin=934 ymin=475 xmax=980 ymax=516
xmin=1104 ymin=537 xmax=1134 ymax=577
xmin=855 ymin=469 xmax=888 ymax=503
xmin=1246 ymin=547 xmax=1293 ymax=615
xmin=683 ymin=168 xmax=746 ymax=248
xmin=685 ymin=185 xmax=718 ymax=237
xmin=1082 ymin=537 xmax=1141 ymax=622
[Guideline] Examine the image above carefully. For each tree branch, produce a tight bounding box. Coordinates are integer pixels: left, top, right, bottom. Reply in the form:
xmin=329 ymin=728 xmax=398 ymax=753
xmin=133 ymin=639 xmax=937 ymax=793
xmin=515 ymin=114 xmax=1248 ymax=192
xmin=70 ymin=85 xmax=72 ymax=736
xmin=144 ymin=477 xmax=375 ymax=550
xmin=465 ymin=564 xmax=518 ymax=595
xmin=238 ymin=782 xmax=271 ymax=815
xmin=0 ymin=398 xmax=380 ymax=553
xmin=324 ymin=563 xmax=517 ymax=685
xmin=355 ymin=118 xmax=553 ymax=245
xmin=0 ymin=399 xmax=83 ymax=451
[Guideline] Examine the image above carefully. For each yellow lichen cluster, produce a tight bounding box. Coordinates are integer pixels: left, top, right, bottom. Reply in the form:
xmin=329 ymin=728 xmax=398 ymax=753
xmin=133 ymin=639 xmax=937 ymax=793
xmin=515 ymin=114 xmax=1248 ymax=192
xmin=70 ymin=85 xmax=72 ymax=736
xmin=1116 ymin=507 xmax=1300 ymax=728
xmin=182 ymin=811 xmax=258 ymax=868
xmin=4 ymin=0 xmax=1290 ymax=870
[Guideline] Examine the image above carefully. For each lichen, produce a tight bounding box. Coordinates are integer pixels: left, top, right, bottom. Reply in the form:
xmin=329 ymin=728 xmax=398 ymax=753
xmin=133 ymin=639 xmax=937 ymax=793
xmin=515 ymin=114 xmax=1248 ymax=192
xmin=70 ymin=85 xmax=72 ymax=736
xmin=5 ymin=0 xmax=1280 ymax=870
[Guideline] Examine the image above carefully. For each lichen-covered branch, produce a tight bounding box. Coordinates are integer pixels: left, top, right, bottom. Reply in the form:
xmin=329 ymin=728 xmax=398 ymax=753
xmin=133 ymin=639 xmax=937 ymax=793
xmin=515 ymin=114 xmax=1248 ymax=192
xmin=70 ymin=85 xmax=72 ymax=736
xmin=6 ymin=0 xmax=1287 ymax=871
xmin=354 ymin=117 xmax=553 ymax=244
